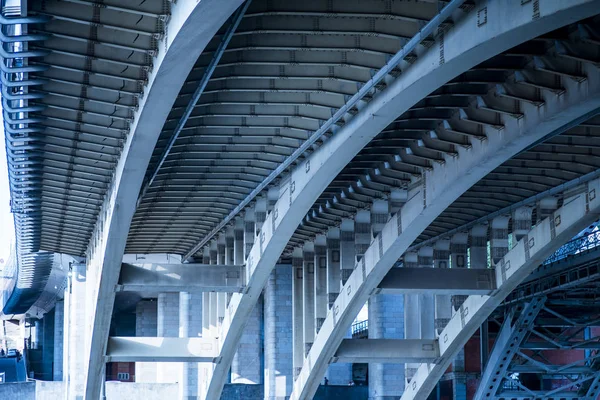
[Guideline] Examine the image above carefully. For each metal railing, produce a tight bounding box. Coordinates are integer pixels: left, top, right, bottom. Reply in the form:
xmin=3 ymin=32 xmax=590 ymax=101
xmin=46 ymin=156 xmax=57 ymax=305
xmin=544 ymin=229 xmax=600 ymax=265
xmin=351 ymin=320 xmax=368 ymax=338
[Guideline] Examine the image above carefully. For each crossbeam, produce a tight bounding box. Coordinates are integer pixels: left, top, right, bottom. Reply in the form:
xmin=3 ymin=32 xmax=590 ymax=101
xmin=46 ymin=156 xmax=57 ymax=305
xmin=522 ymin=341 xmax=600 ymax=350
xmin=509 ymin=365 xmax=595 ymax=374
xmin=377 ymin=267 xmax=496 ymax=295
xmin=116 ymin=263 xmax=244 ymax=293
xmin=498 ymin=391 xmax=584 ymax=400
xmin=333 ymin=339 xmax=439 ymax=364
xmin=105 ymin=337 xmax=219 ymax=362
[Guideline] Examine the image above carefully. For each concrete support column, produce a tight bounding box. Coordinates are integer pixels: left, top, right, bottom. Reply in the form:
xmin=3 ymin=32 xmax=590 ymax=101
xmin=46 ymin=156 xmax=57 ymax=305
xmin=450 ymin=233 xmax=469 ymax=312
xmin=371 ymin=199 xmax=389 ymax=237
xmin=217 ymin=234 xmax=227 ymax=326
xmin=231 ymin=292 xmax=263 ymax=385
xmin=157 ymin=293 xmax=179 ymax=383
xmin=390 ymin=189 xmax=408 ymax=215
xmin=244 ymin=210 xmax=255 ymax=259
xmin=355 ymin=210 xmax=371 ymax=260
xmin=135 ymin=300 xmax=157 ymax=383
xmin=537 ymin=197 xmax=559 ymax=222
xmin=53 ymin=300 xmax=64 ymax=381
xmin=326 ymin=228 xmax=340 ymax=310
xmin=209 ymin=241 xmax=219 ymax=338
xmin=453 ymin=374 xmax=467 ymax=400
xmin=325 ymin=229 xmax=352 ymax=385
xmin=264 ymin=265 xmax=293 ymax=399
xmin=179 ymin=292 xmax=203 ymax=399
xmin=470 ymin=224 xmax=488 ymax=269
xmin=450 ymin=233 xmax=468 ymax=270
xmin=254 ymin=198 xmax=267 ymax=236
xmin=433 ymin=240 xmax=451 ymax=335
xmin=491 ymin=216 xmax=510 ymax=265
xmin=231 ymin=296 xmax=263 ymax=384
xmin=202 ymin=247 xmax=211 ymax=264
xmin=340 ymin=219 xmax=355 ymax=286
xmin=292 ymin=249 xmax=303 ymax=380
xmin=65 ymin=263 xmax=86 ymax=399
xmin=512 ymin=206 xmax=534 ymax=243
xmin=234 ymin=219 xmax=245 ymax=282
xmin=453 ymin=337 xmax=467 ymax=400
xmin=303 ymin=243 xmax=315 ymax=355
xmin=202 ymin=247 xmax=212 ymax=340
xmin=369 ymin=293 xmax=405 ymax=400
xmin=325 ymin=352 xmax=352 ymax=385
xmin=418 ymin=247 xmax=434 ymax=340
xmin=225 ymin=228 xmax=235 ymax=306
xmin=233 ymin=219 xmax=264 ymax=385
xmin=225 ymin=228 xmax=235 ymax=265
xmin=403 ymin=252 xmax=419 ymax=384
xmin=314 ymin=235 xmax=327 ymax=334
xmin=450 ymin=233 xmax=468 ymax=393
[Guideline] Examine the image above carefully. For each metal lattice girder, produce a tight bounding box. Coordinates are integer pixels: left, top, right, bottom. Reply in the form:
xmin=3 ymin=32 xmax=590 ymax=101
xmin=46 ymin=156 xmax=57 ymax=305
xmin=474 ymin=297 xmax=546 ymax=400
xmin=376 ymin=267 xmax=496 ymax=295
xmin=332 ymin=339 xmax=439 ymax=364
xmin=105 ymin=337 xmax=219 ymax=363
xmin=116 ymin=262 xmax=244 ymax=293
xmin=79 ymin=1 xmax=247 ymax=398
xmin=521 ymin=342 xmax=600 ymax=350
xmin=290 ymin=2 xmax=600 ymax=398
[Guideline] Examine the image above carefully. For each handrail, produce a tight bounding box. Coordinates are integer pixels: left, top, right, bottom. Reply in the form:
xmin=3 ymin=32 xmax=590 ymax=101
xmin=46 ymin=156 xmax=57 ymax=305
xmin=544 ymin=229 xmax=600 ymax=265
xmin=351 ymin=319 xmax=369 ymax=337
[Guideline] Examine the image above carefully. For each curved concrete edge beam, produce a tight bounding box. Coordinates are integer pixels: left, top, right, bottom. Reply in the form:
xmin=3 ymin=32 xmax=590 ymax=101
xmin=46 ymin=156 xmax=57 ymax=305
xmin=80 ymin=1 xmax=244 ymax=398
xmin=206 ymin=1 xmax=600 ymax=398
xmin=291 ymin=7 xmax=600 ymax=400
xmin=402 ymin=185 xmax=600 ymax=400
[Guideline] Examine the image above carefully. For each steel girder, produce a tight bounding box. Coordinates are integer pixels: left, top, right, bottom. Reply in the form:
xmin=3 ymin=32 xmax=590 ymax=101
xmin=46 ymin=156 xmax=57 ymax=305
xmin=202 ymin=1 xmax=600 ymax=399
xmin=78 ymin=1 xmax=247 ymax=398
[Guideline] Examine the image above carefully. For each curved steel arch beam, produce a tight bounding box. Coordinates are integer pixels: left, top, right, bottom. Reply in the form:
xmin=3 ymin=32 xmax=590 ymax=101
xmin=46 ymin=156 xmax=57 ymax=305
xmin=206 ymin=0 xmax=600 ymax=398
xmin=292 ymin=16 xmax=600 ymax=400
xmin=79 ymin=1 xmax=245 ymax=398
xmin=292 ymin=97 xmax=600 ymax=398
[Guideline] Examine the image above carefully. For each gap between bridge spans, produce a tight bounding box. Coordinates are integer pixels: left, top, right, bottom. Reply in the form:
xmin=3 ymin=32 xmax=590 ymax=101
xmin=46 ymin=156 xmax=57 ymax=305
xmin=206 ymin=0 xmax=600 ymax=399
xmin=79 ymin=1 xmax=247 ymax=399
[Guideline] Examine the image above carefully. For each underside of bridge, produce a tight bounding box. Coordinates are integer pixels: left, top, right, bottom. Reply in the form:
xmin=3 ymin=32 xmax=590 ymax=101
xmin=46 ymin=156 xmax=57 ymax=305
xmin=2 ymin=1 xmax=600 ymax=400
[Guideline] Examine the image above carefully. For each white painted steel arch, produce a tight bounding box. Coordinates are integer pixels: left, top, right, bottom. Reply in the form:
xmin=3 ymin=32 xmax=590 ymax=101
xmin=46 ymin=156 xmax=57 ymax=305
xmin=206 ymin=1 xmax=600 ymax=398
xmin=291 ymin=11 xmax=600 ymax=400
xmin=80 ymin=1 xmax=244 ymax=398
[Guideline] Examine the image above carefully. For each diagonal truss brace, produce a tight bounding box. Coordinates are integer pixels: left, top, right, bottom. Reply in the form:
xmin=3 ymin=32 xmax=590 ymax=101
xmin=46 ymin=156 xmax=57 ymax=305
xmin=474 ymin=296 xmax=546 ymax=400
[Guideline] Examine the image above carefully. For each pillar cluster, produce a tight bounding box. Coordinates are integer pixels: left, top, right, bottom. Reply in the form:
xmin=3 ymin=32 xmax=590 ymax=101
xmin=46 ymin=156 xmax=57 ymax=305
xmin=54 ymin=191 xmax=557 ymax=400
